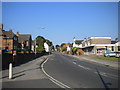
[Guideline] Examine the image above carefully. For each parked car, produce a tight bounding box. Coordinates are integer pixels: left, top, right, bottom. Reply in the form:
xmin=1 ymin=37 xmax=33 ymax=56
xmin=104 ymin=51 xmax=120 ymax=58
xmin=104 ymin=51 xmax=116 ymax=57
xmin=115 ymin=51 xmax=120 ymax=58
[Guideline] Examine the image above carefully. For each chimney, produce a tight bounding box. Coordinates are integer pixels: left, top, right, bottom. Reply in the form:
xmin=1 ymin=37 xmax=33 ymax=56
xmin=73 ymin=37 xmax=76 ymax=42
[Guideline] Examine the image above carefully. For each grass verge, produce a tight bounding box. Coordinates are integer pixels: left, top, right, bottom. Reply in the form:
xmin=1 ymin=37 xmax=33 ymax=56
xmin=95 ymin=56 xmax=119 ymax=61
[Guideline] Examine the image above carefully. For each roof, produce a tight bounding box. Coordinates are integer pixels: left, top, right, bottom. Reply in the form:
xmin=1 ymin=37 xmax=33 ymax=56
xmin=75 ymin=40 xmax=83 ymax=45
xmin=17 ymin=34 xmax=31 ymax=43
xmin=111 ymin=41 xmax=116 ymax=44
xmin=31 ymin=40 xmax=35 ymax=45
xmin=2 ymin=30 xmax=15 ymax=38
xmin=90 ymin=37 xmax=111 ymax=39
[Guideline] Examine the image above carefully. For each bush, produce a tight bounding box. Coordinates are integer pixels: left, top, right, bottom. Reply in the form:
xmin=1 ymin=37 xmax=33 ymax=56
xmin=61 ymin=47 xmax=67 ymax=52
xmin=76 ymin=49 xmax=84 ymax=55
xmin=72 ymin=47 xmax=80 ymax=55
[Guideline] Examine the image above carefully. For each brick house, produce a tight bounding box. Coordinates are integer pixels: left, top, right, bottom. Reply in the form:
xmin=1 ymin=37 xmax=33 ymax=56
xmin=31 ymin=40 xmax=35 ymax=53
xmin=0 ymin=29 xmax=18 ymax=53
xmin=82 ymin=37 xmax=119 ymax=55
xmin=16 ymin=32 xmax=32 ymax=53
xmin=0 ymin=24 xmax=3 ymax=53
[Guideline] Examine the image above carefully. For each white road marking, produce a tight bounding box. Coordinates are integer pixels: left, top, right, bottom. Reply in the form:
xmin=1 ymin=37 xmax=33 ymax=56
xmin=41 ymin=58 xmax=73 ymax=89
xmin=78 ymin=65 xmax=91 ymax=70
xmin=94 ymin=71 xmax=118 ymax=79
xmin=72 ymin=61 xmax=91 ymax=71
xmin=73 ymin=62 xmax=77 ymax=64
xmin=94 ymin=71 xmax=108 ymax=77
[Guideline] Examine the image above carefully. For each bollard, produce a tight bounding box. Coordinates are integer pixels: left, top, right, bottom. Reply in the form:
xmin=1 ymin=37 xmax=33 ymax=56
xmin=9 ymin=63 xmax=12 ymax=79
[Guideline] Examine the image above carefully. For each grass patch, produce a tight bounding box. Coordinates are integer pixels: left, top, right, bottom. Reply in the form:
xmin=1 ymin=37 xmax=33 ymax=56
xmin=95 ymin=56 xmax=119 ymax=61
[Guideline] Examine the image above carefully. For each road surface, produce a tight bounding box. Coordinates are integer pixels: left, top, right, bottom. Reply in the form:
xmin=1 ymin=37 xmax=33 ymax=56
xmin=43 ymin=52 xmax=118 ymax=89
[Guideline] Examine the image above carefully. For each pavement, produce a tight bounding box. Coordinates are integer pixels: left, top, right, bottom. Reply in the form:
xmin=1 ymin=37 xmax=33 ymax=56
xmin=65 ymin=54 xmax=119 ymax=69
xmin=0 ymin=55 xmax=61 ymax=88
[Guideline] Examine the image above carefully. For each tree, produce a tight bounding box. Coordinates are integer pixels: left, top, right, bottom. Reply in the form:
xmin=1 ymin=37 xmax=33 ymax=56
xmin=55 ymin=45 xmax=60 ymax=52
xmin=56 ymin=45 xmax=60 ymax=48
xmin=46 ymin=39 xmax=53 ymax=46
xmin=35 ymin=36 xmax=53 ymax=53
xmin=61 ymin=43 xmax=65 ymax=47
xmin=115 ymin=38 xmax=118 ymax=42
xmin=36 ymin=36 xmax=46 ymax=52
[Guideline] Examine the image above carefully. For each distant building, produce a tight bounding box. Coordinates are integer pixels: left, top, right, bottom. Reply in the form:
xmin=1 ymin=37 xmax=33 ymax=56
xmin=31 ymin=40 xmax=35 ymax=52
xmin=44 ymin=41 xmax=49 ymax=52
xmin=16 ymin=32 xmax=32 ymax=52
xmin=82 ymin=37 xmax=120 ymax=55
xmin=73 ymin=37 xmax=83 ymax=48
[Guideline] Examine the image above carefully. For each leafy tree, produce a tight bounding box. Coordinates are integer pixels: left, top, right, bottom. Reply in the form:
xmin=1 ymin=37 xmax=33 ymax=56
xmin=36 ymin=36 xmax=46 ymax=52
xmin=56 ymin=45 xmax=60 ymax=48
xmin=35 ymin=36 xmax=53 ymax=52
xmin=55 ymin=45 xmax=60 ymax=52
xmin=46 ymin=39 xmax=53 ymax=46
xmin=61 ymin=43 xmax=65 ymax=47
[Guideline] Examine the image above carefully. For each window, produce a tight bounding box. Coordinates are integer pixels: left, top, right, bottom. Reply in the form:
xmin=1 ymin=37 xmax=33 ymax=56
xmin=118 ymin=46 xmax=120 ymax=51
xmin=14 ymin=37 xmax=17 ymax=40
xmin=14 ymin=46 xmax=17 ymax=49
xmin=112 ymin=46 xmax=114 ymax=51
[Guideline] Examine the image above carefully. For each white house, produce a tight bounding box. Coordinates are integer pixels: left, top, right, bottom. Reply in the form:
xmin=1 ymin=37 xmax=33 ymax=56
xmin=44 ymin=42 xmax=49 ymax=52
xmin=73 ymin=37 xmax=83 ymax=48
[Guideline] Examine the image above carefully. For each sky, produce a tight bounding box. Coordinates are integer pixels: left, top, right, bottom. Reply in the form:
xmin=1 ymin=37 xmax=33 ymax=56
xmin=1 ymin=2 xmax=118 ymax=45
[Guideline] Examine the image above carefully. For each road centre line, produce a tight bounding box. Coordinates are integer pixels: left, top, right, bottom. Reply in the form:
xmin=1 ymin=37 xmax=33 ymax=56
xmin=73 ymin=62 xmax=77 ymax=64
xmin=94 ymin=71 xmax=118 ymax=79
xmin=72 ymin=59 xmax=117 ymax=79
xmin=41 ymin=58 xmax=73 ymax=90
xmin=78 ymin=65 xmax=91 ymax=70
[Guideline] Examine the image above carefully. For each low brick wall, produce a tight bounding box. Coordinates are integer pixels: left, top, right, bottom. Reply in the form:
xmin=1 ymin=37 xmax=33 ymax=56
xmin=2 ymin=53 xmax=44 ymax=70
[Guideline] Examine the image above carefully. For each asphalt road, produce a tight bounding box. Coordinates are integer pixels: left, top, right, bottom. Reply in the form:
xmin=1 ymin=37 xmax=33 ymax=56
xmin=43 ymin=52 xmax=119 ymax=89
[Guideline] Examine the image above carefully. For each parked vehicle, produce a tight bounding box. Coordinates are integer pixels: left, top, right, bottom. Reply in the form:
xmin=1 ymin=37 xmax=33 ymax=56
xmin=115 ymin=51 xmax=120 ymax=58
xmin=104 ymin=51 xmax=116 ymax=57
xmin=104 ymin=51 xmax=120 ymax=58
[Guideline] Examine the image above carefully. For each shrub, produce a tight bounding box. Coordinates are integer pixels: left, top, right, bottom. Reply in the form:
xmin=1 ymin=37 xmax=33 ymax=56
xmin=76 ymin=49 xmax=84 ymax=55
xmin=72 ymin=47 xmax=80 ymax=55
xmin=61 ymin=47 xmax=67 ymax=52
